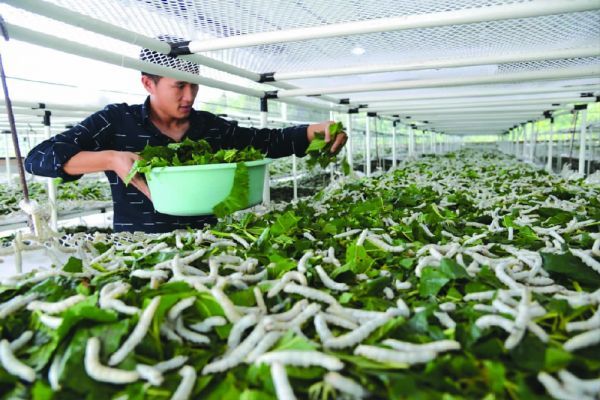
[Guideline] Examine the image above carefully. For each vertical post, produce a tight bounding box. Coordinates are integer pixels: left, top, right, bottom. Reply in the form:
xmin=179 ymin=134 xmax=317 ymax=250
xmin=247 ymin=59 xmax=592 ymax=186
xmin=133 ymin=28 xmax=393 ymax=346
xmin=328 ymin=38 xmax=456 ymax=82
xmin=529 ymin=122 xmax=537 ymax=163
xmin=546 ymin=117 xmax=554 ymax=173
xmin=408 ymin=124 xmax=415 ymax=158
xmin=43 ymin=111 xmax=58 ymax=230
xmin=281 ymin=103 xmax=297 ymax=201
xmin=260 ymin=97 xmax=270 ymax=205
xmin=3 ymin=131 xmax=10 ymax=185
xmin=366 ymin=112 xmax=375 ymax=177
xmin=346 ymin=111 xmax=354 ymax=171
xmin=329 ymin=110 xmax=335 ymax=183
xmin=392 ymin=120 xmax=397 ymax=169
xmin=578 ymin=106 xmax=588 ymax=175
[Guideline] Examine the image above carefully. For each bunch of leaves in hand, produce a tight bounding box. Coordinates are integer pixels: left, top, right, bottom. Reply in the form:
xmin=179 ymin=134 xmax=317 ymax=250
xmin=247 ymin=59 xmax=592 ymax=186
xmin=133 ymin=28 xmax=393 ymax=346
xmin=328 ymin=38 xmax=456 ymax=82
xmin=124 ymin=138 xmax=264 ymax=185
xmin=306 ymin=122 xmax=345 ymax=170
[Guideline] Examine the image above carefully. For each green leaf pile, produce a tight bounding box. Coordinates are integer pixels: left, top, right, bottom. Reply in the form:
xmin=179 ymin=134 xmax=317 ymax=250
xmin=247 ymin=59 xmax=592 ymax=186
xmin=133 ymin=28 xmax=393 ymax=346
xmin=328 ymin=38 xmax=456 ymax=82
xmin=306 ymin=122 xmax=345 ymax=170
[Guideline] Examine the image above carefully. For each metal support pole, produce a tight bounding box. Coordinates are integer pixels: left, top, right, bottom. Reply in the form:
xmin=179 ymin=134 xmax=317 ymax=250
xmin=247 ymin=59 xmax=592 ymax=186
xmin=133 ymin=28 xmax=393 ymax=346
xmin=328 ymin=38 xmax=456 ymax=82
xmin=408 ymin=125 xmax=415 ymax=158
xmin=546 ymin=118 xmax=554 ymax=172
xmin=365 ymin=113 xmax=373 ymax=177
xmin=392 ymin=121 xmax=397 ymax=169
xmin=329 ymin=110 xmax=335 ymax=183
xmin=260 ymin=97 xmax=270 ymax=205
xmin=3 ymin=131 xmax=10 ymax=185
xmin=346 ymin=112 xmax=354 ymax=171
xmin=43 ymin=111 xmax=58 ymax=230
xmin=529 ymin=123 xmax=537 ymax=163
xmin=579 ymin=107 xmax=588 ymax=175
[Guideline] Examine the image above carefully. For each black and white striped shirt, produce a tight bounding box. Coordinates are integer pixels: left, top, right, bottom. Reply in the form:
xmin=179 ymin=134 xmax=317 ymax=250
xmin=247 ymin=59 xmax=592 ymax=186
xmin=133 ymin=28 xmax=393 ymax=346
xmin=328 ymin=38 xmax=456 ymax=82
xmin=25 ymin=97 xmax=309 ymax=233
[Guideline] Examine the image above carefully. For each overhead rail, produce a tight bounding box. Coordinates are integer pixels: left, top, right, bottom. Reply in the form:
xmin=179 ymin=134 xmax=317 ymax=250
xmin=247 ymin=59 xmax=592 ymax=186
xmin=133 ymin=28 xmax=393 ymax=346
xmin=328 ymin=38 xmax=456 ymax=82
xmin=0 ymin=99 xmax=100 ymax=113
xmin=165 ymin=0 xmax=600 ymax=53
xmin=274 ymin=47 xmax=600 ymax=81
xmin=2 ymin=0 xmax=345 ymax=107
xmin=267 ymin=65 xmax=600 ymax=98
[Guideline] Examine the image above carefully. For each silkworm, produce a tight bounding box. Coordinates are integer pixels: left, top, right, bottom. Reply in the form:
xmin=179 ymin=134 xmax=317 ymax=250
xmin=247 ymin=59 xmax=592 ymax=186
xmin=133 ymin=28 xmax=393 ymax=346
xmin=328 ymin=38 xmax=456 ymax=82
xmin=439 ymin=302 xmax=456 ymax=313
xmin=256 ymin=350 xmax=344 ymax=371
xmin=383 ymin=287 xmax=394 ymax=300
xmin=168 ymin=297 xmax=196 ymax=321
xmin=109 ymin=296 xmax=161 ymax=366
xmin=268 ymin=271 xmax=308 ymax=298
xmin=321 ymin=312 xmax=359 ymax=330
xmin=130 ymin=269 xmax=169 ymax=280
xmin=566 ymin=309 xmax=600 ymax=332
xmin=571 ymin=249 xmax=600 ymax=274
xmin=315 ymin=265 xmax=348 ymax=291
xmin=153 ymin=355 xmax=188 ymax=373
xmin=254 ymin=287 xmax=267 ymax=314
xmin=382 ymin=339 xmax=460 ymax=353
xmin=537 ymin=372 xmax=580 ymax=400
xmin=433 ymin=312 xmax=456 ymax=329
xmin=171 ymin=365 xmax=196 ymax=400
xmin=395 ymin=280 xmax=412 ymax=290
xmin=354 ymin=345 xmax=436 ymax=365
xmin=314 ymin=313 xmax=333 ymax=342
xmin=230 ymin=233 xmax=250 ymax=249
xmin=85 ymin=337 xmax=139 ymax=384
xmin=419 ymin=223 xmax=435 ymax=238
xmin=39 ymin=313 xmax=63 ymax=329
xmin=48 ymin=351 xmax=62 ymax=390
xmin=227 ymin=313 xmax=258 ymax=350
xmin=160 ymin=324 xmax=182 ymax=343
xmin=297 ymin=251 xmax=313 ymax=273
xmin=246 ymin=331 xmax=284 ymax=363
xmin=27 ymin=294 xmax=86 ymax=314
xmin=563 ymin=328 xmax=600 ymax=352
xmin=9 ymin=331 xmax=33 ymax=352
xmin=558 ymin=369 xmax=600 ymax=394
xmin=357 ymin=230 xmax=369 ymax=246
xmin=210 ymin=286 xmax=241 ymax=323
xmin=0 ymin=293 xmax=39 ymax=319
xmin=475 ymin=315 xmax=514 ymax=333
xmin=395 ymin=298 xmax=410 ymax=318
xmin=271 ymin=362 xmax=297 ymax=400
xmin=175 ymin=318 xmax=210 ymax=345
xmin=324 ymin=311 xmax=394 ymax=349
xmin=136 ymin=364 xmax=163 ymax=386
xmin=283 ymin=283 xmax=338 ymax=306
xmin=303 ymin=232 xmax=316 ymax=241
xmin=324 ymin=371 xmax=368 ymax=398
xmin=333 ymin=229 xmax=361 ymax=239
xmin=0 ymin=339 xmax=35 ymax=382
xmin=366 ymin=236 xmax=405 ymax=253
xmin=202 ymin=324 xmax=265 ymax=375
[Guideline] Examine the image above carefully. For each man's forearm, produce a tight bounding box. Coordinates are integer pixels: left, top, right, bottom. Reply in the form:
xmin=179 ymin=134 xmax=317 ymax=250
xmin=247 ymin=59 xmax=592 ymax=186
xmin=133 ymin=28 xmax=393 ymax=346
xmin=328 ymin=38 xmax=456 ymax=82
xmin=62 ymin=151 xmax=115 ymax=176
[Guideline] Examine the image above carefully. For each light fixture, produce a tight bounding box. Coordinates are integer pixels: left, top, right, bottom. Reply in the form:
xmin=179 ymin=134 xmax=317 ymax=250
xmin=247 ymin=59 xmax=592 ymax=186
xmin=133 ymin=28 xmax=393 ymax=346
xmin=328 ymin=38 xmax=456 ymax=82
xmin=351 ymin=46 xmax=365 ymax=56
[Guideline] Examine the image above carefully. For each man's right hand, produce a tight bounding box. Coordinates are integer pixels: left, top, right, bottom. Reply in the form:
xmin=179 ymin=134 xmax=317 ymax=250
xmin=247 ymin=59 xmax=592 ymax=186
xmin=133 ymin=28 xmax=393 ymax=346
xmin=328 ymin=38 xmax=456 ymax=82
xmin=110 ymin=151 xmax=152 ymax=200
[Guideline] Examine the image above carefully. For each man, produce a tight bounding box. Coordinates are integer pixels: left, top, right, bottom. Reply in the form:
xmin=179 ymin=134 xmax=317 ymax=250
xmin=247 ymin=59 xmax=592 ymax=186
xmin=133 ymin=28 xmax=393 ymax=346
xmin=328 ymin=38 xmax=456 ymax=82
xmin=25 ymin=45 xmax=346 ymax=233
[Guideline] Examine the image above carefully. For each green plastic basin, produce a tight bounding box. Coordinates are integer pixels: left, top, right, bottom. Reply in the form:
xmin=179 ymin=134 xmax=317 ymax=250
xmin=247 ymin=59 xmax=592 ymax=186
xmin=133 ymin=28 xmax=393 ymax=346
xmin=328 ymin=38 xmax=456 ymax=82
xmin=147 ymin=159 xmax=271 ymax=216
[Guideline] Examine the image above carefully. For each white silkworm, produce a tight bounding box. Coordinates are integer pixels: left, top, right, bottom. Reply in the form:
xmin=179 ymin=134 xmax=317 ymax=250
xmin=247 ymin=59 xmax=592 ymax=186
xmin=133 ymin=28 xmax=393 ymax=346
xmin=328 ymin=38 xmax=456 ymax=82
xmin=492 ymin=299 xmax=517 ymax=316
xmin=356 ymin=274 xmax=369 ymax=281
xmin=268 ymin=271 xmax=308 ymax=298
xmin=241 ymin=269 xmax=268 ymax=283
xmin=85 ymin=337 xmax=139 ymax=384
xmin=558 ymin=369 xmax=600 ymax=394
xmin=297 ymin=251 xmax=313 ymax=273
xmin=202 ymin=324 xmax=265 ymax=374
xmin=439 ymin=302 xmax=456 ymax=313
xmin=109 ymin=296 xmax=161 ymax=366
xmin=270 ymin=300 xmax=308 ymax=322
xmin=324 ymin=311 xmax=394 ymax=349
xmin=160 ymin=324 xmax=182 ymax=343
xmin=383 ymin=339 xmax=461 ymax=353
xmin=366 ymin=236 xmax=405 ymax=253
xmin=505 ymin=289 xmax=529 ymax=350
xmin=527 ymin=321 xmax=549 ymax=343
xmin=168 ymin=297 xmax=196 ymax=321
xmin=254 ymin=287 xmax=267 ymax=314
xmin=171 ymin=365 xmax=196 ymax=400
xmin=0 ymin=293 xmax=39 ymax=319
xmin=99 ymin=282 xmax=139 ymax=315
xmin=246 ymin=331 xmax=284 ymax=363
xmin=325 ymin=372 xmax=368 ymax=399
xmin=571 ymin=249 xmax=600 ymax=274
xmin=315 ymin=265 xmax=348 ymax=291
xmin=210 ymin=286 xmax=241 ymax=323
xmin=395 ymin=298 xmax=410 ymax=318
xmin=474 ymin=304 xmax=497 ymax=313
xmin=494 ymin=262 xmax=522 ymax=291
xmin=475 ymin=315 xmax=514 ymax=333
xmin=395 ymin=280 xmax=412 ymax=290
xmin=0 ymin=339 xmax=35 ymax=382
xmin=314 ymin=313 xmax=333 ymax=342
xmin=268 ymin=303 xmax=321 ymax=331
xmin=230 ymin=233 xmax=250 ymax=249
xmin=357 ymin=229 xmax=369 ymax=246
xmin=463 ymin=233 xmax=487 ymax=246
xmin=27 ymin=294 xmax=86 ymax=314
xmin=537 ymin=372 xmax=581 ymax=400
xmin=322 ymin=313 xmax=359 ymax=330
xmin=303 ymin=232 xmax=316 ymax=241
xmin=333 ymin=229 xmax=361 ymax=239
xmin=323 ymin=247 xmax=341 ymax=267
xmin=271 ymin=362 xmax=297 ymax=400
xmin=39 ymin=313 xmax=63 ymax=329
xmin=175 ymin=318 xmax=210 ymax=345
xmin=48 ymin=351 xmax=62 ymax=390
xmin=103 ymin=299 xmax=140 ymax=316
xmin=256 ymin=350 xmax=343 ymax=371
xmin=419 ymin=223 xmax=435 ymax=238
xmin=283 ymin=283 xmax=338 ymax=306
xmin=131 ymin=269 xmax=169 ymax=280
xmin=136 ymin=364 xmax=163 ymax=386
xmin=434 ymin=312 xmax=456 ymax=329
xmin=153 ymin=356 xmax=188 ymax=373
xmin=566 ymin=309 xmax=600 ymax=332
xmin=227 ymin=313 xmax=258 ymax=350
xmin=383 ymin=287 xmax=394 ymax=300
xmin=563 ymin=328 xmax=600 ymax=352
xmin=209 ymin=239 xmax=236 ymax=249
xmin=9 ymin=331 xmax=33 ymax=352
xmin=354 ymin=345 xmax=436 ymax=365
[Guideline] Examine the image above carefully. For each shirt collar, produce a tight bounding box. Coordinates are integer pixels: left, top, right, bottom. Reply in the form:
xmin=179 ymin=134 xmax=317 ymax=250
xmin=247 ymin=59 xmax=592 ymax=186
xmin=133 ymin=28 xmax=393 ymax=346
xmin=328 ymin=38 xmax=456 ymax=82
xmin=141 ymin=96 xmax=152 ymax=124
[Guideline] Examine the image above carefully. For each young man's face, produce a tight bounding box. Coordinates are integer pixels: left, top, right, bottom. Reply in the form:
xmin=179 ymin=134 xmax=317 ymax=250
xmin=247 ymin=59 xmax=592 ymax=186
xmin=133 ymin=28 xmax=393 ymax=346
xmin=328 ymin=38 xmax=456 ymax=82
xmin=143 ymin=76 xmax=199 ymax=120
